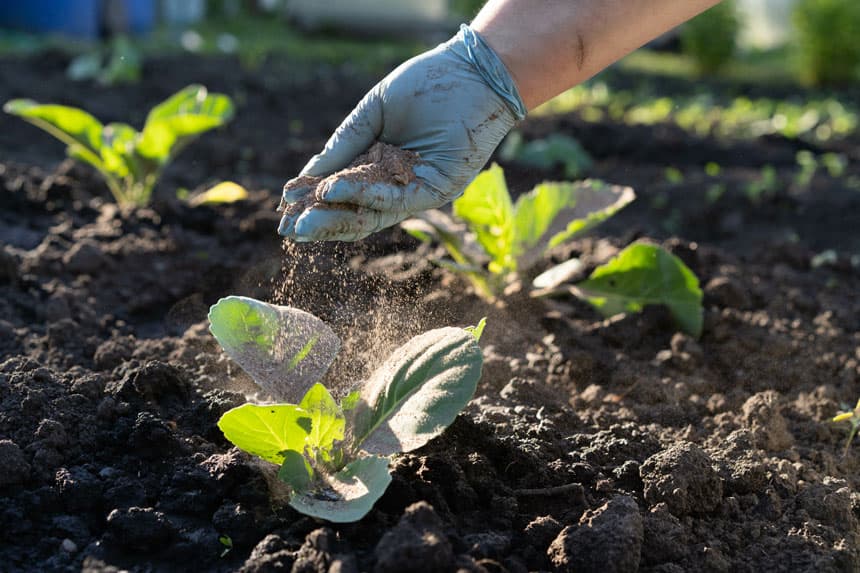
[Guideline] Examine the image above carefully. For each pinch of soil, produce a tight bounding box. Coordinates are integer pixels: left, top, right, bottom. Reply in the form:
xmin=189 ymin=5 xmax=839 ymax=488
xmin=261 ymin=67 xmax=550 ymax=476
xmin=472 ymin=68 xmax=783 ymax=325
xmin=640 ymin=442 xmax=722 ymax=517
xmin=292 ymin=527 xmax=341 ymax=573
xmin=62 ymin=239 xmax=107 ymax=275
xmin=0 ymin=244 xmax=18 ymax=283
xmin=641 ymin=504 xmax=689 ymax=566
xmin=704 ymin=276 xmax=751 ymax=309
xmin=240 ymin=533 xmax=295 ymax=573
xmin=0 ymin=440 xmax=30 ymax=487
xmin=104 ymin=507 xmax=175 ymax=552
xmin=93 ymin=336 xmax=137 ymax=370
xmin=374 ymin=501 xmax=455 ymax=573
xmin=547 ymin=495 xmax=643 ymax=573
xmin=281 ymin=142 xmax=422 ymax=212
xmin=740 ymin=391 xmax=794 ymax=451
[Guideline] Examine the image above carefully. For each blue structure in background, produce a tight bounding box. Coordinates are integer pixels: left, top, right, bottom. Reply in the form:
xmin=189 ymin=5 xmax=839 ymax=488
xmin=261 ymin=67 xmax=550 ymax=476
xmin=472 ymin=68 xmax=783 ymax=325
xmin=0 ymin=0 xmax=155 ymax=38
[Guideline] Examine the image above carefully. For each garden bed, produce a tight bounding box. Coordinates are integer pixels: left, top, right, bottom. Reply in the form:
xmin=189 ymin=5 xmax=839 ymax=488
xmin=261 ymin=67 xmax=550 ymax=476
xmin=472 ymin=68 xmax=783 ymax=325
xmin=1 ymin=51 xmax=859 ymax=572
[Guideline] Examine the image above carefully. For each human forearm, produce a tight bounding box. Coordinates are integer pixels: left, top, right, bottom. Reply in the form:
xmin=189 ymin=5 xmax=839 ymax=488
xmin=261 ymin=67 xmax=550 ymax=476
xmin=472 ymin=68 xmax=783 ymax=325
xmin=472 ymin=0 xmax=722 ymax=109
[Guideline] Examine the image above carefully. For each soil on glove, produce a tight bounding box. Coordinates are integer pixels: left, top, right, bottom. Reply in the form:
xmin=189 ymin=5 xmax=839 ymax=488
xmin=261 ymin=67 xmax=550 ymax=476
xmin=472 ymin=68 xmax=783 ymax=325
xmin=1 ymin=50 xmax=860 ymax=573
xmin=281 ymin=142 xmax=421 ymax=216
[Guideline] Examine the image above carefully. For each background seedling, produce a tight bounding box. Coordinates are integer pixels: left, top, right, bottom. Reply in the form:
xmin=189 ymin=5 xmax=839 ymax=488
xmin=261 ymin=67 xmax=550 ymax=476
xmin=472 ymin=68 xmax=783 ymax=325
xmin=67 ymin=36 xmax=142 ymax=86
xmin=209 ymin=296 xmax=484 ymax=523
xmin=402 ymin=164 xmax=634 ymax=300
xmin=679 ymin=1 xmax=739 ymax=74
xmin=744 ymin=164 xmax=779 ymax=204
xmin=4 ymin=84 xmax=233 ymax=207
xmin=832 ymin=399 xmax=860 ymax=457
xmin=499 ymin=132 xmax=593 ymax=179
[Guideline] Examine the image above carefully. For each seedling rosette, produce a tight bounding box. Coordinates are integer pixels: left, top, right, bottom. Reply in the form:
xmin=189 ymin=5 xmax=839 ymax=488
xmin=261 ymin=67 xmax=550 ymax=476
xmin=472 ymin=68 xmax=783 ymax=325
xmin=4 ymin=84 xmax=233 ymax=207
xmin=401 ymin=164 xmax=635 ymax=299
xmin=208 ymin=296 xmax=484 ymax=522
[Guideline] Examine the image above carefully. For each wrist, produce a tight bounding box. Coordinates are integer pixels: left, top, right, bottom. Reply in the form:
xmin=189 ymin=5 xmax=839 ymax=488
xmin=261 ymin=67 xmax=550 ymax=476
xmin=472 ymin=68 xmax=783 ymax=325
xmin=456 ymin=24 xmax=527 ymax=121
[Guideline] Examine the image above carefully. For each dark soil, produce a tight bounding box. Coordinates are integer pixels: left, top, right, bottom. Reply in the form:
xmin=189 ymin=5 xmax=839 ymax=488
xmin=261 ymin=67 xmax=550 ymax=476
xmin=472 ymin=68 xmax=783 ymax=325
xmin=2 ymin=50 xmax=860 ymax=573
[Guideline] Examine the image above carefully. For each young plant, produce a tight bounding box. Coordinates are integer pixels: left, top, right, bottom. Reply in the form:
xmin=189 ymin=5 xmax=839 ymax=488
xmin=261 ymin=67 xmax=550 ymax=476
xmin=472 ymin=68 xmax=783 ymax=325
xmin=832 ymin=399 xmax=860 ymax=457
xmin=793 ymin=0 xmax=860 ymax=85
xmin=500 ymin=132 xmax=593 ymax=179
xmin=208 ymin=296 xmax=484 ymax=523
xmin=4 ymin=84 xmax=234 ymax=207
xmin=67 ymin=35 xmax=142 ymax=86
xmin=679 ymin=1 xmax=739 ymax=74
xmin=402 ymin=164 xmax=635 ymax=300
xmin=570 ymin=242 xmax=704 ymax=337
xmin=744 ymin=165 xmax=778 ymax=204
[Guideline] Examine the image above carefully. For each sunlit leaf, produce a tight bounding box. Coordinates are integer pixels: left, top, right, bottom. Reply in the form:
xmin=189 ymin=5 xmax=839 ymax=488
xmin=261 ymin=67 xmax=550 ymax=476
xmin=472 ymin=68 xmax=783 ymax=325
xmin=514 ymin=180 xmax=635 ymax=268
xmin=138 ymin=84 xmax=234 ymax=162
xmin=4 ymin=100 xmax=103 ymax=155
xmin=573 ymin=243 xmax=703 ymax=337
xmin=350 ymin=327 xmax=483 ymax=455
xmin=217 ymin=403 xmax=311 ymax=465
xmin=189 ymin=181 xmax=248 ymax=206
xmin=299 ymin=383 xmax=345 ymax=453
xmin=208 ymin=296 xmax=341 ymax=402
xmin=465 ymin=317 xmax=487 ymax=341
xmin=453 ymin=164 xmax=516 ymax=272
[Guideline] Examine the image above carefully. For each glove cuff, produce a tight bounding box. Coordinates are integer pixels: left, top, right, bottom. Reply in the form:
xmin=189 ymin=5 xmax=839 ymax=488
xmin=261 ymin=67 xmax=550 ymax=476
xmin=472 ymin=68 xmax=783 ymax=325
xmin=458 ymin=24 xmax=527 ymax=121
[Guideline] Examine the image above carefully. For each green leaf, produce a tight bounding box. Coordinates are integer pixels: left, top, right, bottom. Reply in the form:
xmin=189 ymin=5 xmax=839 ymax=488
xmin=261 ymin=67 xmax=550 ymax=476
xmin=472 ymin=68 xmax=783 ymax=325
xmin=400 ymin=211 xmax=496 ymax=300
xmin=573 ymin=243 xmax=703 ymax=337
xmin=513 ymin=180 xmax=635 ymax=269
xmin=217 ymin=403 xmax=311 ymax=465
xmin=453 ymin=164 xmax=516 ymax=273
xmin=340 ymin=390 xmax=361 ymax=411
xmin=137 ymin=85 xmax=234 ymax=163
xmin=208 ymin=296 xmax=341 ymax=402
xmin=350 ymin=327 xmax=483 ymax=455
xmin=299 ymin=383 xmax=345 ymax=453
xmin=278 ymin=450 xmax=314 ymax=491
xmin=465 ymin=318 xmax=487 ymax=341
xmin=4 ymin=99 xmax=104 ymax=156
xmin=288 ymin=455 xmax=391 ymax=523
xmin=99 ymin=122 xmax=139 ymax=179
xmin=188 ymin=181 xmax=248 ymax=206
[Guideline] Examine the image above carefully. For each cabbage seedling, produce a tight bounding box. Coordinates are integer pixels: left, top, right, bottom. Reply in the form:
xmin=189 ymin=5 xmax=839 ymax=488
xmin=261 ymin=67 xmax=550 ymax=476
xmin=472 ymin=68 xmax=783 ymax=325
xmin=571 ymin=242 xmax=704 ymax=337
xmin=402 ymin=164 xmax=634 ymax=300
xmin=208 ymin=296 xmax=484 ymax=523
xmin=4 ymin=84 xmax=233 ymax=207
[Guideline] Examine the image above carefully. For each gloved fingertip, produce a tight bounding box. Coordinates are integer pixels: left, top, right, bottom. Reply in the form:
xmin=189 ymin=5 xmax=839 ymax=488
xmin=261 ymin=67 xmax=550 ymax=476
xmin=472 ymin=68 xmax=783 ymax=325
xmin=277 ymin=210 xmax=301 ymax=237
xmin=281 ymin=186 xmax=315 ymax=204
xmin=317 ymin=178 xmax=354 ymax=203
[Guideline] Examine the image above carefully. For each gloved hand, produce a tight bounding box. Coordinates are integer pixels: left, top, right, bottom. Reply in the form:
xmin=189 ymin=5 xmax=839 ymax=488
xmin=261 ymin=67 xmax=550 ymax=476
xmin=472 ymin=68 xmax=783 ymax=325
xmin=278 ymin=24 xmax=527 ymax=242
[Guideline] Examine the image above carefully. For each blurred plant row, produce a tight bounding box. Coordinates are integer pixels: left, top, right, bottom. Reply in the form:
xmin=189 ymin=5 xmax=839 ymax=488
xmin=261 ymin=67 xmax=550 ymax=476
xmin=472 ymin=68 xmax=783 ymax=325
xmin=682 ymin=0 xmax=860 ymax=86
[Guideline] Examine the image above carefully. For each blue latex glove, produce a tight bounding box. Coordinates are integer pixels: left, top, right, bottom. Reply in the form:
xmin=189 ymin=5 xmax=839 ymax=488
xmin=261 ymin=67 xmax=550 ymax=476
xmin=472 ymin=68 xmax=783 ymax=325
xmin=278 ymin=24 xmax=527 ymax=242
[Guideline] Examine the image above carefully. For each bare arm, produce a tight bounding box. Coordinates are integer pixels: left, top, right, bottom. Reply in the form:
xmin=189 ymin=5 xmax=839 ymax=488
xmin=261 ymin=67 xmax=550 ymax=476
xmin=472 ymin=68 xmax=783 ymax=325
xmin=472 ymin=0 xmax=723 ymax=110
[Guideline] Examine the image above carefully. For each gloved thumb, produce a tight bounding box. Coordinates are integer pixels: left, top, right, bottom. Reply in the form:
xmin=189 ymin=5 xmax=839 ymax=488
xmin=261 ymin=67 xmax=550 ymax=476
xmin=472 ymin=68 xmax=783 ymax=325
xmin=299 ymin=89 xmax=383 ymax=178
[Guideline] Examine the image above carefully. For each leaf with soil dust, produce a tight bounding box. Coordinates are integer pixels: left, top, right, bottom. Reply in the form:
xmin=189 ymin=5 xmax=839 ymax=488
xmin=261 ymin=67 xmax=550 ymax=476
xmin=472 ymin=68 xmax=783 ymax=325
xmin=288 ymin=455 xmax=391 ymax=523
xmin=209 ymin=296 xmax=341 ymax=402
xmin=348 ymin=327 xmax=483 ymax=455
